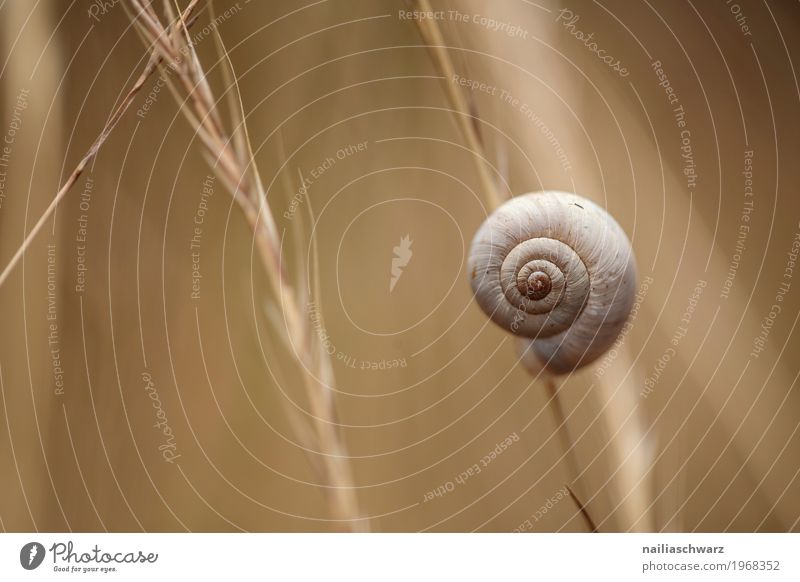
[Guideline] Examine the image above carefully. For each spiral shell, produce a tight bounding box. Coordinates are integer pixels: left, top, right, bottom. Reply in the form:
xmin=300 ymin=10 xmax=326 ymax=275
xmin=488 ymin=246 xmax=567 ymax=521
xmin=468 ymin=191 xmax=637 ymax=374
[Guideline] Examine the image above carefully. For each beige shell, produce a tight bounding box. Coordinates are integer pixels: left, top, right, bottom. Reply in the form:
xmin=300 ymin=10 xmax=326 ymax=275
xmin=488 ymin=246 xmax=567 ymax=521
xmin=468 ymin=191 xmax=637 ymax=374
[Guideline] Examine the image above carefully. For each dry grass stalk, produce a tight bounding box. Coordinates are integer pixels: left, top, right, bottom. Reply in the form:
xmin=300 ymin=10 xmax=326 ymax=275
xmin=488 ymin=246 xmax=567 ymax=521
xmin=542 ymin=377 xmax=581 ymax=485
xmin=407 ymin=1 xmax=652 ymax=532
xmin=566 ymin=483 xmax=598 ymax=533
xmin=406 ymin=0 xmax=502 ymax=210
xmin=0 ymin=0 xmax=364 ymax=531
xmin=124 ymin=0 xmax=365 ymax=531
xmin=0 ymin=6 xmax=201 ymax=289
xmin=407 ymin=0 xmax=591 ymax=520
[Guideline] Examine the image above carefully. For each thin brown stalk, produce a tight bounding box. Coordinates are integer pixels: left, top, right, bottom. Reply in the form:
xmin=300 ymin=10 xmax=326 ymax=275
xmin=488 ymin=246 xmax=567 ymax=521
xmin=543 ymin=375 xmax=581 ymax=487
xmin=0 ymin=5 xmax=201 ymax=290
xmin=566 ymin=483 xmax=599 ymax=533
xmin=407 ymin=2 xmax=594 ymax=529
xmin=406 ymin=0 xmax=502 ymax=210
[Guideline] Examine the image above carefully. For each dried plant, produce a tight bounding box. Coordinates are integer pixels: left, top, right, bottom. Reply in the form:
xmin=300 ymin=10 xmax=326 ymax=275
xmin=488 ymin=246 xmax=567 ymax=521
xmin=407 ymin=0 xmax=651 ymax=532
xmin=0 ymin=9 xmax=199 ymax=289
xmin=123 ymin=0 xmax=365 ymax=531
xmin=405 ymin=0 xmax=503 ymax=210
xmin=0 ymin=0 xmax=364 ymax=532
xmin=406 ymin=0 xmax=583 ymax=474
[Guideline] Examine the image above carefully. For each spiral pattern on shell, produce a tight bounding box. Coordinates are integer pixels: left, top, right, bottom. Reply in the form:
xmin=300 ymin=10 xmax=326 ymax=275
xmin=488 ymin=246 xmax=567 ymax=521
xmin=468 ymin=191 xmax=637 ymax=374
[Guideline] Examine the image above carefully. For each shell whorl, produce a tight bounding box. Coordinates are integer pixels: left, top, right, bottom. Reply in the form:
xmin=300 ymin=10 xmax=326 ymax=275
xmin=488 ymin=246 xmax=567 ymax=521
xmin=468 ymin=191 xmax=637 ymax=374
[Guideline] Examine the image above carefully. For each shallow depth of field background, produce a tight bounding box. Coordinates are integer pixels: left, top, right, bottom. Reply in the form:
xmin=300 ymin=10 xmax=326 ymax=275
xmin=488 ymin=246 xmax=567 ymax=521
xmin=0 ymin=0 xmax=798 ymax=532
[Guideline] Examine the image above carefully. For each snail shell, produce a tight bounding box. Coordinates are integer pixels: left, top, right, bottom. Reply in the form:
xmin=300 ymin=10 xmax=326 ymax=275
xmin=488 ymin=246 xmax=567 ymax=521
xmin=468 ymin=191 xmax=637 ymax=375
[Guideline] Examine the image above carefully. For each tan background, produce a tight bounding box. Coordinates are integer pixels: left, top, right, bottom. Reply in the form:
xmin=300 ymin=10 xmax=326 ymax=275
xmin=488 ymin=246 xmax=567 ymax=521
xmin=0 ymin=0 xmax=798 ymax=532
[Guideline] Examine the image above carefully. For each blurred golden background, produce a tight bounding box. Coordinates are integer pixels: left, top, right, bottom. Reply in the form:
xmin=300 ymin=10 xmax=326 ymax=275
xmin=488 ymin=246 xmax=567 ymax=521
xmin=0 ymin=0 xmax=798 ymax=532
